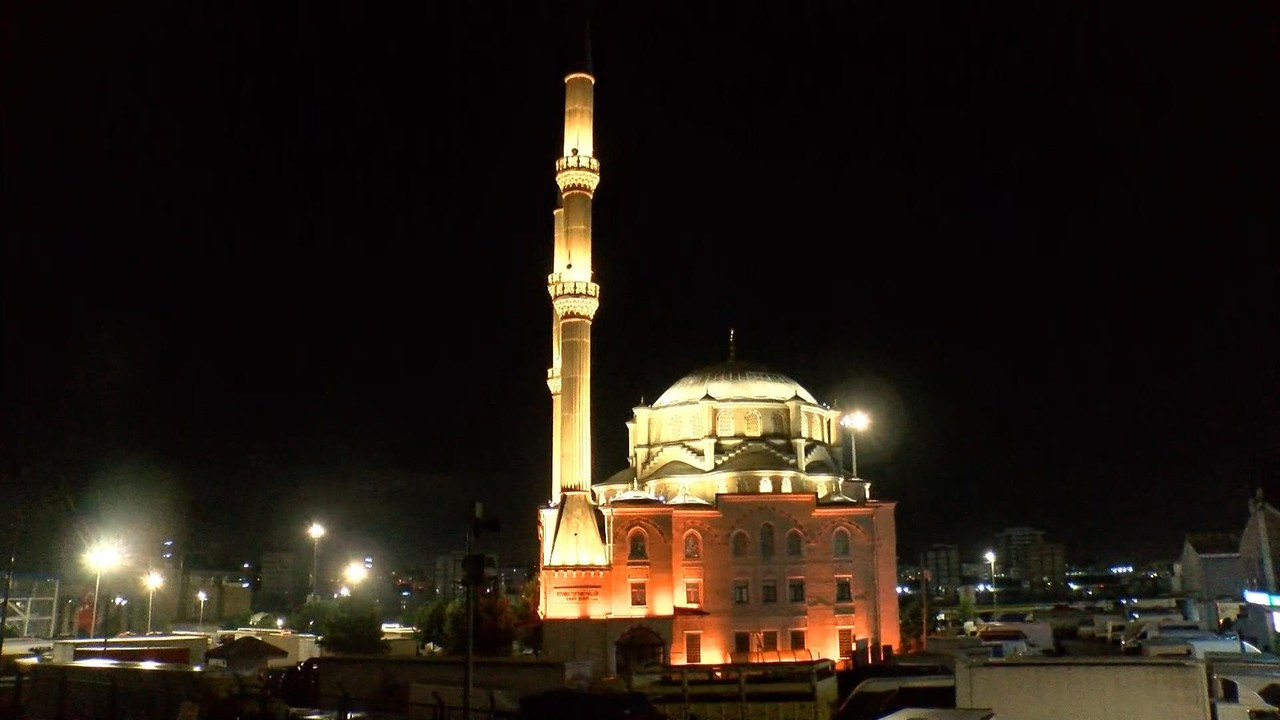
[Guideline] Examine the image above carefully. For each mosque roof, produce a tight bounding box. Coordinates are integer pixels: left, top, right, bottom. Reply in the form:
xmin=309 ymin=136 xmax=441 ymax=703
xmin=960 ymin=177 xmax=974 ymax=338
xmin=651 ymin=361 xmax=818 ymax=408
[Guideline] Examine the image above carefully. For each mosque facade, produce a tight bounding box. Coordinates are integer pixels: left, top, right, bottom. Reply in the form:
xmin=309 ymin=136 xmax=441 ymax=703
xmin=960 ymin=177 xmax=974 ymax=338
xmin=536 ymin=62 xmax=900 ymax=679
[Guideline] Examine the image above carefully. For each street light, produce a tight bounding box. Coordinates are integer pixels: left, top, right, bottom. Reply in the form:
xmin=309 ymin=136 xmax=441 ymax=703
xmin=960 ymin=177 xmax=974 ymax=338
xmin=344 ymin=561 xmax=368 ymax=587
xmin=840 ymin=410 xmax=871 ymax=478
xmin=143 ymin=571 xmax=163 ymax=634
xmin=984 ymin=550 xmax=998 ymax=610
xmin=196 ymin=590 xmax=208 ymax=628
xmin=84 ymin=541 xmax=124 ymax=639
xmin=307 ymin=522 xmax=326 ymax=600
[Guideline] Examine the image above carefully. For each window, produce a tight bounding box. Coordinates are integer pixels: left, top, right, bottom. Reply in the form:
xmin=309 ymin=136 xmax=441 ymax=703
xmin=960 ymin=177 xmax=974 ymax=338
xmin=762 ymin=580 xmax=777 ymax=603
xmin=685 ymin=581 xmax=701 ymax=605
xmin=685 ymin=632 xmax=702 ymax=664
xmin=786 ymin=530 xmax=803 ymax=557
xmin=836 ymin=577 xmax=853 ymax=603
xmin=667 ymin=413 xmax=683 ymax=439
xmin=760 ymin=523 xmax=775 ymax=558
xmin=683 ymin=532 xmax=702 ymax=560
xmin=716 ymin=410 xmax=734 ymax=437
xmin=789 ymin=630 xmax=806 ymax=650
xmin=838 ymin=628 xmax=854 ymax=659
xmin=690 ymin=412 xmax=706 ymax=438
xmin=630 ymin=582 xmax=647 ymax=607
xmin=833 ymin=528 xmax=851 ymax=557
xmin=788 ymin=578 xmax=805 ymax=603
xmin=732 ymin=531 xmax=749 ymax=558
xmin=629 ymin=529 xmax=648 ymax=560
xmin=734 ymin=632 xmax=751 ymax=654
xmin=760 ymin=631 xmax=778 ymax=651
xmin=733 ymin=580 xmax=749 ymax=604
xmin=745 ymin=411 xmax=762 ymax=437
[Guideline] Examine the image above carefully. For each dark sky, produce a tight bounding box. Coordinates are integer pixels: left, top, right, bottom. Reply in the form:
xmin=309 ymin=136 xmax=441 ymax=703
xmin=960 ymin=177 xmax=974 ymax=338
xmin=3 ymin=1 xmax=1277 ymax=577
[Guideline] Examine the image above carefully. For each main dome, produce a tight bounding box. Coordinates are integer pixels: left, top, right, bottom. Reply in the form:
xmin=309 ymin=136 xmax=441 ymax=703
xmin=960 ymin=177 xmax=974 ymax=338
xmin=651 ymin=361 xmax=818 ymax=408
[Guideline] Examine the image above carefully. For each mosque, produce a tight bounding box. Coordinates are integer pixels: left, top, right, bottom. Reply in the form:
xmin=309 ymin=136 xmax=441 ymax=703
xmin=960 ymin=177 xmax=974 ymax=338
xmin=536 ymin=59 xmax=900 ymax=680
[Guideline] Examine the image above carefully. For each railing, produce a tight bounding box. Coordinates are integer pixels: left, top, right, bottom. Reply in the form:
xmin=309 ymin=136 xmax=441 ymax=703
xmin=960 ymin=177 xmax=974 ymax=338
xmin=555 ymin=154 xmax=599 ymax=173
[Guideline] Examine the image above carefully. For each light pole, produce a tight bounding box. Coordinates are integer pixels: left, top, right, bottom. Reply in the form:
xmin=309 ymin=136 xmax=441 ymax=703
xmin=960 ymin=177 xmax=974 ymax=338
xmin=196 ymin=590 xmax=207 ymax=628
xmin=307 ymin=522 xmax=326 ymax=600
xmin=112 ymin=596 xmax=128 ymax=634
xmin=84 ymin=542 xmax=124 ymax=639
xmin=343 ymin=561 xmax=368 ymax=593
xmin=840 ymin=410 xmax=871 ymax=478
xmin=984 ymin=550 xmax=998 ymax=611
xmin=143 ymin=571 xmax=163 ymax=634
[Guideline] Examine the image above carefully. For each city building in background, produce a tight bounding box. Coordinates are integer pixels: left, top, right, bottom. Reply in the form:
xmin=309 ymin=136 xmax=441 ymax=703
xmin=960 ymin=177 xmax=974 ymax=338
xmin=533 ymin=59 xmax=899 ymax=681
xmin=922 ymin=544 xmax=962 ymax=598
xmin=991 ymin=527 xmax=1046 ymax=581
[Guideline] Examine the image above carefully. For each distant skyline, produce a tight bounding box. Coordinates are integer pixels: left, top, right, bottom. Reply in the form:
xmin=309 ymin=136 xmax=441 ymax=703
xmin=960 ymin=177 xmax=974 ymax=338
xmin=3 ymin=2 xmax=1276 ymax=577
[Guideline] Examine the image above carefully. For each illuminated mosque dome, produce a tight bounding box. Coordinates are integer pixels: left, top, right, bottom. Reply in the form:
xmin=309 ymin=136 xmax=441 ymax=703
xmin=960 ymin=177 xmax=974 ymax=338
xmin=651 ymin=361 xmax=817 ymax=408
xmin=593 ymin=357 xmax=867 ymax=507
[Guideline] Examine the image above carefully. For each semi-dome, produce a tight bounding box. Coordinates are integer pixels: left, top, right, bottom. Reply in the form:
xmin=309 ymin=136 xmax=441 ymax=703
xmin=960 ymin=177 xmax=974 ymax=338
xmin=651 ymin=361 xmax=818 ymax=408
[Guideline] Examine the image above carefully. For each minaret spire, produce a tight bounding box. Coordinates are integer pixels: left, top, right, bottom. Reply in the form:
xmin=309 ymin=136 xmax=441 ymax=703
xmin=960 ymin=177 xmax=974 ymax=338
xmin=543 ymin=41 xmax=607 ymax=568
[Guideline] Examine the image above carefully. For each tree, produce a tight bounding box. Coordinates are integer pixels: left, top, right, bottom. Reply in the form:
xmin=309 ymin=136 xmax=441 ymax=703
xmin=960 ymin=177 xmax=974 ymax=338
xmin=319 ymin=596 xmax=385 ymax=655
xmin=899 ymin=594 xmax=924 ymax=652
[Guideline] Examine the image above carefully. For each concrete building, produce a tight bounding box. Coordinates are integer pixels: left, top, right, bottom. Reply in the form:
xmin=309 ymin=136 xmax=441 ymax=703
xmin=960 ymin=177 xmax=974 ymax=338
xmin=257 ymin=551 xmax=303 ymax=611
xmin=922 ymin=544 xmax=962 ymax=597
xmin=534 ymin=59 xmax=899 ymax=680
xmin=1019 ymin=540 xmax=1067 ymax=590
xmin=992 ymin=527 xmax=1046 ymax=581
xmin=1177 ymin=532 xmax=1244 ymax=602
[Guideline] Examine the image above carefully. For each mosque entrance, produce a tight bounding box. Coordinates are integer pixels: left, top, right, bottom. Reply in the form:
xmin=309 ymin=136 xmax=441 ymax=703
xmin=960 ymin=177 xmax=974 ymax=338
xmin=615 ymin=626 xmax=666 ymax=676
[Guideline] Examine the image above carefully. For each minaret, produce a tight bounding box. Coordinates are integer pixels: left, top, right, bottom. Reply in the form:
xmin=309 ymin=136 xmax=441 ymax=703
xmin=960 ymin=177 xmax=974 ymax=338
xmin=543 ymin=64 xmax=608 ymax=567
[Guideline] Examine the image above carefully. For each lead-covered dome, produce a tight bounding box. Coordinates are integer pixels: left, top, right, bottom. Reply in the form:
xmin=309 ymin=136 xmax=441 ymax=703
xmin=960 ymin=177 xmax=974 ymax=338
xmin=651 ymin=361 xmax=818 ymax=408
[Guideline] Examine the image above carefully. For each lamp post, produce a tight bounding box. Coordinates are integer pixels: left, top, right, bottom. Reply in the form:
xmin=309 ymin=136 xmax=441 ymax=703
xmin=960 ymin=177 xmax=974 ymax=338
xmin=143 ymin=571 xmax=163 ymax=634
xmin=307 ymin=522 xmax=326 ymax=600
xmin=343 ymin=561 xmax=368 ymax=591
xmin=196 ymin=590 xmax=207 ymax=628
xmin=984 ymin=550 xmax=998 ymax=611
xmin=84 ymin=542 xmax=124 ymax=639
xmin=840 ymin=410 xmax=871 ymax=478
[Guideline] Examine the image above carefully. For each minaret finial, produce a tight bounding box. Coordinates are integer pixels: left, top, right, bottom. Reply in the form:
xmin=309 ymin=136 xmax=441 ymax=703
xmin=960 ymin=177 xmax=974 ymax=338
xmin=729 ymin=328 xmax=736 ymax=362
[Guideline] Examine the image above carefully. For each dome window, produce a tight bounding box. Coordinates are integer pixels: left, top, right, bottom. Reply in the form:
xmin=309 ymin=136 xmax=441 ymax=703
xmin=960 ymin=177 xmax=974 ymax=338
xmin=745 ymin=411 xmax=762 ymax=437
xmin=716 ymin=411 xmax=734 ymax=437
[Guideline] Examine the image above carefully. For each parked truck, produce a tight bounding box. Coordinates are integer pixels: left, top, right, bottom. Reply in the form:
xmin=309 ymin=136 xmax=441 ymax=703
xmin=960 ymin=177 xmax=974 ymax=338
xmin=953 ymin=656 xmax=1280 ymax=720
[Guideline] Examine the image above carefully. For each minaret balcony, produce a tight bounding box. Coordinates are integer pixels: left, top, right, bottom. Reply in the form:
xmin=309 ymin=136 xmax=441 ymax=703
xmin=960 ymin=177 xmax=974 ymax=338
xmin=555 ymin=155 xmax=600 ymax=194
xmin=548 ymin=279 xmax=600 ymax=320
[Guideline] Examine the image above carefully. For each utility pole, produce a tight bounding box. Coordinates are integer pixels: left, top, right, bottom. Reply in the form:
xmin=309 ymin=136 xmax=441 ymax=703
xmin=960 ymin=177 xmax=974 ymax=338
xmin=462 ymin=501 xmax=499 ymax=720
xmin=921 ymin=568 xmax=931 ymax=651
xmin=0 ymin=462 xmax=21 ymax=660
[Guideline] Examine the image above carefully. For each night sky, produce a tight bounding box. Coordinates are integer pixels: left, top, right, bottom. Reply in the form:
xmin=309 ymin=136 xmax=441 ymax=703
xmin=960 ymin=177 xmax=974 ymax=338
xmin=3 ymin=2 xmax=1277 ymax=578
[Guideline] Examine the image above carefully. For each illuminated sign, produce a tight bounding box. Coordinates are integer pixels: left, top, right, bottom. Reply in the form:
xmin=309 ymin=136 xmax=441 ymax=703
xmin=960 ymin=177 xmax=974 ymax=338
xmin=1244 ymin=589 xmax=1280 ymax=607
xmin=553 ymin=586 xmax=602 ymax=603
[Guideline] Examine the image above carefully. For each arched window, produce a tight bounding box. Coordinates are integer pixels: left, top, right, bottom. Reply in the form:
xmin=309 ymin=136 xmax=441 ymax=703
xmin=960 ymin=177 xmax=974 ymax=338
xmin=668 ymin=413 xmax=683 ymax=439
xmin=809 ymin=414 xmax=823 ymax=440
xmin=745 ymin=411 xmax=762 ymax=437
xmin=760 ymin=523 xmax=775 ymax=559
xmin=683 ymin=532 xmax=702 ymax=560
xmin=690 ymin=412 xmax=706 ymax=438
xmin=732 ymin=531 xmax=749 ymax=558
xmin=833 ymin=528 xmax=851 ymax=557
xmin=786 ymin=529 xmax=803 ymax=557
xmin=629 ymin=529 xmax=648 ymax=560
xmin=716 ymin=410 xmax=734 ymax=437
